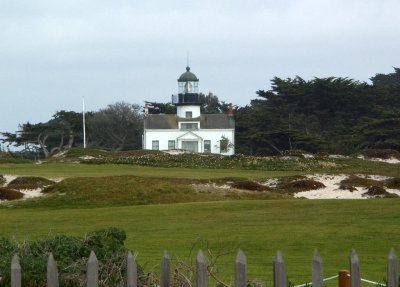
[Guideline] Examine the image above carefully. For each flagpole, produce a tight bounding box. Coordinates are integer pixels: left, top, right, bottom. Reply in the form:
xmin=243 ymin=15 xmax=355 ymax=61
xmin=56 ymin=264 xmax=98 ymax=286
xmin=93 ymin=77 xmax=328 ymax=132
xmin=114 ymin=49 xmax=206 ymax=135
xmin=82 ymin=97 xmax=86 ymax=149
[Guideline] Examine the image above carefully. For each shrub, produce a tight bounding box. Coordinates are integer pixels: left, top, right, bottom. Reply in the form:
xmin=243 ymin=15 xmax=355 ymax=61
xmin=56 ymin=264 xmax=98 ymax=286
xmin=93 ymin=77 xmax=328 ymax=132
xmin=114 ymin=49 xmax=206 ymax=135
xmin=0 ymin=175 xmax=5 ymax=186
xmin=340 ymin=175 xmax=383 ymax=188
xmin=287 ymin=179 xmax=325 ymax=190
xmin=362 ymin=149 xmax=400 ymax=160
xmin=277 ymin=179 xmax=325 ymax=193
xmin=231 ymin=180 xmax=271 ymax=192
xmin=385 ymin=178 xmax=400 ymax=189
xmin=8 ymin=177 xmax=55 ymax=190
xmin=339 ymin=183 xmax=357 ymax=192
xmin=0 ymin=228 xmax=146 ymax=287
xmin=0 ymin=188 xmax=24 ymax=200
xmin=362 ymin=186 xmax=391 ymax=198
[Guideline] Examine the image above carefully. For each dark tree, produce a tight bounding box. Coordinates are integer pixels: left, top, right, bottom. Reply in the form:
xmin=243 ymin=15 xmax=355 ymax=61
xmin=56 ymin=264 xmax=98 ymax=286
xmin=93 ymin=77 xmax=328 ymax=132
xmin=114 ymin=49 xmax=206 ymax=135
xmin=88 ymin=102 xmax=143 ymax=151
xmin=1 ymin=111 xmax=86 ymax=158
xmin=235 ymin=70 xmax=400 ymax=155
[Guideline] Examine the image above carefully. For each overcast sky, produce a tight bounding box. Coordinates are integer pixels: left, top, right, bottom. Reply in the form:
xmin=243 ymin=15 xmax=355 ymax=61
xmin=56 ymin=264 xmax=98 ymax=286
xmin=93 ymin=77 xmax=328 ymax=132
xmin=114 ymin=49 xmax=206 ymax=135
xmin=0 ymin=0 xmax=399 ymax=134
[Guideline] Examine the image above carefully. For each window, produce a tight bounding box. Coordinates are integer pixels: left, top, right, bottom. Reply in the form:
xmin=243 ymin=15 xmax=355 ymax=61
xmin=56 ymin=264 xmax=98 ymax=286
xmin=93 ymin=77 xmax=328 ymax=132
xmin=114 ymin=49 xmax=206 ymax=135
xmin=180 ymin=123 xmax=199 ymax=130
xmin=152 ymin=140 xmax=159 ymax=150
xmin=168 ymin=140 xmax=175 ymax=150
xmin=185 ymin=111 xmax=192 ymax=118
xmin=204 ymin=140 xmax=211 ymax=153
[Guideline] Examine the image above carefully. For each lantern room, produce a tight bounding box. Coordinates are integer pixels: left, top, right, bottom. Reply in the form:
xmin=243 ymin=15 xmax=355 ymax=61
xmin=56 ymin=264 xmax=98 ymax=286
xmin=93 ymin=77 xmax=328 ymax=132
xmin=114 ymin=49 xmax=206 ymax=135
xmin=172 ymin=66 xmax=201 ymax=106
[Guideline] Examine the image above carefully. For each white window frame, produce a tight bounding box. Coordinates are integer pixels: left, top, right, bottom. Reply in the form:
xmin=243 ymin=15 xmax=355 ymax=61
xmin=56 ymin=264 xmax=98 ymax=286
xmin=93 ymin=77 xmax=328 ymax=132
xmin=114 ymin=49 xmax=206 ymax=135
xmin=168 ymin=140 xmax=175 ymax=150
xmin=152 ymin=140 xmax=159 ymax=150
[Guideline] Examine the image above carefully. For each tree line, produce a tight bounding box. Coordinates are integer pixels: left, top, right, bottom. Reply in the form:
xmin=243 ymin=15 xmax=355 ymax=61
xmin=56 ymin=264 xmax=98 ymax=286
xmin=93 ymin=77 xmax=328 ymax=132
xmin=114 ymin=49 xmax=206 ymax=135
xmin=235 ymin=68 xmax=400 ymax=155
xmin=1 ymin=68 xmax=399 ymax=158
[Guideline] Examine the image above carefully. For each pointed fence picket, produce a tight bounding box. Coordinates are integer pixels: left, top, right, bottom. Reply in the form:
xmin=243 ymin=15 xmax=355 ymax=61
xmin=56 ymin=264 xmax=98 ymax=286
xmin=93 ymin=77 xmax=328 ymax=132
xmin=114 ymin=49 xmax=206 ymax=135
xmin=6 ymin=248 xmax=398 ymax=287
xmin=126 ymin=251 xmax=137 ymax=287
xmin=312 ymin=249 xmax=323 ymax=287
xmin=11 ymin=255 xmax=21 ymax=287
xmin=387 ymin=248 xmax=398 ymax=287
xmin=235 ymin=249 xmax=246 ymax=287
xmin=196 ymin=250 xmax=208 ymax=287
xmin=161 ymin=250 xmax=171 ymax=287
xmin=47 ymin=252 xmax=59 ymax=287
xmin=350 ymin=249 xmax=361 ymax=287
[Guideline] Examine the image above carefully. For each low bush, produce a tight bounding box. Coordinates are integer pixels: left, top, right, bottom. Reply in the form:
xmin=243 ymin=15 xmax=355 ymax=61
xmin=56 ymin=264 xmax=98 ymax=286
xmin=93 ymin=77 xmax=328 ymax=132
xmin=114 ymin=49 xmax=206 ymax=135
xmin=0 ymin=227 xmax=147 ymax=287
xmin=384 ymin=178 xmax=400 ymax=189
xmin=58 ymin=147 xmax=341 ymax=172
xmin=362 ymin=149 xmax=400 ymax=160
xmin=231 ymin=180 xmax=271 ymax=192
xmin=0 ymin=188 xmax=24 ymax=200
xmin=340 ymin=175 xmax=383 ymax=188
xmin=339 ymin=183 xmax=357 ymax=192
xmin=277 ymin=179 xmax=325 ymax=193
xmin=0 ymin=152 xmax=32 ymax=163
xmin=8 ymin=177 xmax=55 ymax=190
xmin=361 ymin=186 xmax=396 ymax=198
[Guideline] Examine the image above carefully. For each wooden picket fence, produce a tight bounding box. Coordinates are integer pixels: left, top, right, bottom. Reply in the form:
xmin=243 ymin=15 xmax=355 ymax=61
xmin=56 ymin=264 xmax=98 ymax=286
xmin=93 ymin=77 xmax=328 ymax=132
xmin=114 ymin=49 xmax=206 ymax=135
xmin=8 ymin=248 xmax=399 ymax=287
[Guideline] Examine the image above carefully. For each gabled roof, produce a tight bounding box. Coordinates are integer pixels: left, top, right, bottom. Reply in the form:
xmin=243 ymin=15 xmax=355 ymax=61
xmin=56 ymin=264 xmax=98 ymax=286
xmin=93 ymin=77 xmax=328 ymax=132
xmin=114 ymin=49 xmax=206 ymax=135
xmin=177 ymin=131 xmax=203 ymax=140
xmin=144 ymin=114 xmax=178 ymax=129
xmin=144 ymin=114 xmax=235 ymax=129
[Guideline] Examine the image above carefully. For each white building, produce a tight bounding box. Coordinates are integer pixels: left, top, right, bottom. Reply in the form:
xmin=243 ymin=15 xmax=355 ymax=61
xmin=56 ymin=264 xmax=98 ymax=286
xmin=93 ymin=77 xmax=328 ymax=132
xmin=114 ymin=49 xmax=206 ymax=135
xmin=143 ymin=66 xmax=235 ymax=155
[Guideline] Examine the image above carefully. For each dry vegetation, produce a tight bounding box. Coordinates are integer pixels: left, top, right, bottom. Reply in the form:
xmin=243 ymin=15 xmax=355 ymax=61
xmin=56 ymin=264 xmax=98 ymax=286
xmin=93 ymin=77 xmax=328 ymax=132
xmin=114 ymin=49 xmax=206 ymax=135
xmin=0 ymin=188 xmax=24 ymax=200
xmin=7 ymin=176 xmax=55 ymax=190
xmin=0 ymin=175 xmax=5 ymax=186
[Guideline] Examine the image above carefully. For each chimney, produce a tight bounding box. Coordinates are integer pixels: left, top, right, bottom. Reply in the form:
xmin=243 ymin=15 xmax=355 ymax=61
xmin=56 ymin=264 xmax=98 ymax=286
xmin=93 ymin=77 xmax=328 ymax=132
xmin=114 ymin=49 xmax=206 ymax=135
xmin=228 ymin=103 xmax=234 ymax=117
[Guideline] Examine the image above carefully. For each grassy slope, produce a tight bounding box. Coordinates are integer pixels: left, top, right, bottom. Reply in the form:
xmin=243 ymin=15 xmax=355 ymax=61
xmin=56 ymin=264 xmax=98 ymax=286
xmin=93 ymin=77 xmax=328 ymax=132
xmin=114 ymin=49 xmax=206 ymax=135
xmin=6 ymin=176 xmax=289 ymax=208
xmin=0 ymin=200 xmax=399 ymax=285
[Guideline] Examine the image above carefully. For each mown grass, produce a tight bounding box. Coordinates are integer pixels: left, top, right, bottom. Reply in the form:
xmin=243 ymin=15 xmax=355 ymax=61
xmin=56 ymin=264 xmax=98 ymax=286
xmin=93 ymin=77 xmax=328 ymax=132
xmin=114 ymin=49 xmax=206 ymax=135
xmin=0 ymin=200 xmax=399 ymax=286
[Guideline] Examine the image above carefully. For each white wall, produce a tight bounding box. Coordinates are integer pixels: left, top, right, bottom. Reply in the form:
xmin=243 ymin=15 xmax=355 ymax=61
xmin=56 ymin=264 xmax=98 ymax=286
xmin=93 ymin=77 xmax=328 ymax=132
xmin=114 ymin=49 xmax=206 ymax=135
xmin=176 ymin=105 xmax=201 ymax=118
xmin=143 ymin=128 xmax=235 ymax=155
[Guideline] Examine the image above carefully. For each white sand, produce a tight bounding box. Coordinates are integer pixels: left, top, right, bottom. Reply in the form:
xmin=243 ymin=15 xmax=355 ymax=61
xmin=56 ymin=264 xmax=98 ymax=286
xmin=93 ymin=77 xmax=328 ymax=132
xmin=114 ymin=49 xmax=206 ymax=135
xmin=357 ymin=155 xmax=400 ymax=164
xmin=19 ymin=188 xmax=44 ymax=199
xmin=2 ymin=175 xmax=17 ymax=185
xmin=0 ymin=174 xmax=61 ymax=202
xmin=294 ymin=174 xmax=400 ymax=199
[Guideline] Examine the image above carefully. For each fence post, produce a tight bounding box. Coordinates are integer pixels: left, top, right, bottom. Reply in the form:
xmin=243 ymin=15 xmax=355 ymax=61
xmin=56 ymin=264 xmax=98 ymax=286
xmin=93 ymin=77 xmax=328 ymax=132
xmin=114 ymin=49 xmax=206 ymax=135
xmin=197 ymin=250 xmax=208 ymax=287
xmin=161 ymin=251 xmax=171 ymax=287
xmin=126 ymin=251 xmax=137 ymax=287
xmin=349 ymin=249 xmax=360 ymax=287
xmin=273 ymin=250 xmax=287 ymax=287
xmin=312 ymin=249 xmax=323 ymax=287
xmin=11 ymin=254 xmax=21 ymax=287
xmin=47 ymin=252 xmax=59 ymax=287
xmin=87 ymin=251 xmax=98 ymax=287
xmin=235 ymin=249 xmax=246 ymax=287
xmin=338 ymin=270 xmax=350 ymax=287
xmin=387 ymin=248 xmax=398 ymax=287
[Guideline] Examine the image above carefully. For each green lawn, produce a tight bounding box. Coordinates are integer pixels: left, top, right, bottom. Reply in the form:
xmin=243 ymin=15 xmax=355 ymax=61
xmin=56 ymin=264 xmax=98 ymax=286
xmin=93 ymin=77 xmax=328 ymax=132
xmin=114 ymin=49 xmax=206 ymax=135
xmin=1 ymin=200 xmax=399 ymax=286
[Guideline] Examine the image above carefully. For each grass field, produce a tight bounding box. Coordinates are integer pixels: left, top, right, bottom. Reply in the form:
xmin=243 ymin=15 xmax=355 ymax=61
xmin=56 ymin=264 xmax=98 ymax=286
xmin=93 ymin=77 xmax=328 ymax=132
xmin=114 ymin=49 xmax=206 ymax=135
xmin=1 ymin=157 xmax=400 ymax=286
xmin=0 ymin=200 xmax=399 ymax=285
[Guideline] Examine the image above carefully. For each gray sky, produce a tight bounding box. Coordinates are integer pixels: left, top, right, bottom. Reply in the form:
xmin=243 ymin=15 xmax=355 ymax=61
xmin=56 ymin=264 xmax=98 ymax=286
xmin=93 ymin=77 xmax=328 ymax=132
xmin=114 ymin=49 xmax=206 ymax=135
xmin=0 ymin=0 xmax=399 ymax=134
